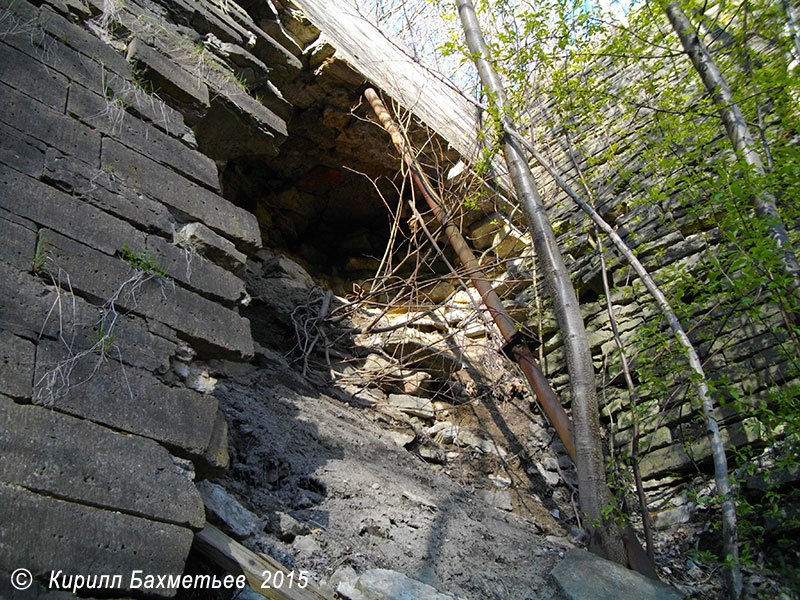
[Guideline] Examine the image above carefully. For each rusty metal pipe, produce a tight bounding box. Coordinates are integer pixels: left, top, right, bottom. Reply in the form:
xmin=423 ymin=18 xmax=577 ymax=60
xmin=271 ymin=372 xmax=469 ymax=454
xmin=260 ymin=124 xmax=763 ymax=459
xmin=365 ymin=88 xmax=575 ymax=461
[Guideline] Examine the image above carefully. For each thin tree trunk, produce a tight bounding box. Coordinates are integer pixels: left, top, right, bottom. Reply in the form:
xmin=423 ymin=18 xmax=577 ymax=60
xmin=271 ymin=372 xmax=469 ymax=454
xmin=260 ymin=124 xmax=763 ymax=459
xmin=455 ymin=0 xmax=626 ymax=565
xmin=667 ymin=1 xmax=800 ymax=301
xmin=511 ymin=125 xmax=741 ymax=597
xmin=596 ymin=232 xmax=656 ymax=567
xmin=783 ymin=0 xmax=800 ymax=63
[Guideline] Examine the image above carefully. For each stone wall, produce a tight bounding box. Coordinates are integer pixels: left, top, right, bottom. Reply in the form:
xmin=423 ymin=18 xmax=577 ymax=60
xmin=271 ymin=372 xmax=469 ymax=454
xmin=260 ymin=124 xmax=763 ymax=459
xmin=0 ymin=0 xmax=295 ymax=594
xmin=458 ymin=51 xmax=796 ymax=484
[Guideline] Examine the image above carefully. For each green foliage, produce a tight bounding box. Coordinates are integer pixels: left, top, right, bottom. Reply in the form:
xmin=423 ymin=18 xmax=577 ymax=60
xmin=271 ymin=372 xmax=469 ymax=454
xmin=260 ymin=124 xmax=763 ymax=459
xmin=33 ymin=234 xmax=50 ymax=274
xmin=120 ymin=244 xmax=166 ymax=277
xmin=431 ymin=0 xmax=800 ymax=586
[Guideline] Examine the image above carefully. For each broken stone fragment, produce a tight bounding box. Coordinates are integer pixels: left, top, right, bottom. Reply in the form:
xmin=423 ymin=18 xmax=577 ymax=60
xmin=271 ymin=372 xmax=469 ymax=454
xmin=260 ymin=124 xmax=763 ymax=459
xmin=175 ymin=222 xmax=247 ymax=273
xmin=127 ymin=38 xmax=210 ymax=108
xmin=476 ymin=489 xmax=513 ymax=512
xmin=266 ymin=511 xmax=310 ymax=542
xmin=387 ymin=393 xmax=434 ymax=419
xmin=552 ymin=548 xmax=683 ymax=600
xmin=337 ymin=568 xmax=463 ymax=600
xmin=196 ymin=481 xmax=260 ymax=540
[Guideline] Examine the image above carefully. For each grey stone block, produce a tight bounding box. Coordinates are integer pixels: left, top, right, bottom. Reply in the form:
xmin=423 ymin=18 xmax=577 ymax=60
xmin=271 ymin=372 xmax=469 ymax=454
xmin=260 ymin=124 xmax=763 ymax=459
xmin=0 ymin=398 xmax=205 ymax=528
xmin=552 ymin=548 xmax=681 ymax=600
xmin=2 ymin=21 xmax=105 ymax=98
xmin=0 ymin=164 xmax=147 ymax=257
xmin=42 ymin=148 xmax=175 ymax=237
xmin=166 ymin=0 xmax=244 ymax=45
xmin=127 ymin=38 xmax=209 ymax=108
xmin=0 ymin=120 xmax=47 ymax=176
xmin=0 ymin=261 xmax=60 ymax=341
xmin=0 ymin=82 xmax=101 ymax=165
xmin=199 ymin=409 xmax=230 ymax=475
xmin=0 ymin=260 xmax=177 ymax=373
xmin=34 ymin=338 xmax=219 ymax=457
xmin=101 ymin=138 xmax=261 ymax=252
xmin=67 ymin=85 xmax=220 ymax=190
xmin=194 ymin=94 xmax=284 ymax=160
xmin=37 ymin=4 xmax=132 ymax=76
xmin=0 ymin=40 xmax=69 ymax=110
xmin=0 ymin=482 xmax=193 ymax=597
xmin=0 ymin=211 xmax=37 ymax=271
xmin=40 ymin=229 xmax=254 ymax=358
xmin=338 ymin=569 xmax=459 ymax=600
xmin=0 ymin=333 xmax=35 ymax=400
xmin=145 ymin=232 xmax=246 ymax=305
xmin=196 ymin=481 xmax=259 ymax=540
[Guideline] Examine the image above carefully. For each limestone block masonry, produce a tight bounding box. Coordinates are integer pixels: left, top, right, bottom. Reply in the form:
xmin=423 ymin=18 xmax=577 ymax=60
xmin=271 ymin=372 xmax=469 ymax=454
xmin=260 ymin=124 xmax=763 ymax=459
xmin=0 ymin=0 xmax=297 ymax=594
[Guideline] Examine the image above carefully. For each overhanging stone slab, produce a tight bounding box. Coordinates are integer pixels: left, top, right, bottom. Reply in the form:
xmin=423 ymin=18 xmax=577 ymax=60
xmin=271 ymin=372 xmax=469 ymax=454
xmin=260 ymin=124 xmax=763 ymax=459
xmin=0 ymin=398 xmax=205 ymax=528
xmin=0 ymin=482 xmax=193 ymax=598
xmin=34 ymin=339 xmax=219 ymax=457
xmin=127 ymin=38 xmax=210 ymax=108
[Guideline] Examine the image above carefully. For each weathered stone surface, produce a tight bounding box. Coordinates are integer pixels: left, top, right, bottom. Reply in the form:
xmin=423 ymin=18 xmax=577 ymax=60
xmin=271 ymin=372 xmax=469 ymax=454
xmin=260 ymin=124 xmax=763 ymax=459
xmin=0 ymin=165 xmax=147 ymax=258
xmin=652 ymin=506 xmax=690 ymax=530
xmin=40 ymin=230 xmax=254 ymax=358
xmin=475 ymin=489 xmax=513 ymax=512
xmin=200 ymin=409 xmax=230 ymax=474
xmin=0 ymin=482 xmax=193 ymax=597
xmin=3 ymin=17 xmax=105 ymax=99
xmin=42 ymin=148 xmax=175 ymax=237
xmin=36 ymin=3 xmax=131 ymax=76
xmin=0 ymin=120 xmax=46 ymax=176
xmin=0 ymin=83 xmax=101 ymax=165
xmin=0 ymin=210 xmax=37 ymax=271
xmin=0 ymin=260 xmax=178 ymax=373
xmin=551 ymin=549 xmax=682 ymax=600
xmin=0 ymin=41 xmax=70 ymax=110
xmin=101 ymin=138 xmax=261 ymax=251
xmin=67 ymin=85 xmax=220 ymax=191
xmin=337 ymin=569 xmax=460 ymax=600
xmin=0 ymin=333 xmax=35 ymax=400
xmin=197 ymin=481 xmax=260 ymax=539
xmin=639 ymin=418 xmax=761 ymax=478
xmin=34 ymin=339 xmax=219 ymax=457
xmin=127 ymin=38 xmax=210 ymax=108
xmin=0 ymin=398 xmax=205 ymax=528
xmin=144 ymin=233 xmax=246 ymax=305
xmin=174 ymin=222 xmax=247 ymax=272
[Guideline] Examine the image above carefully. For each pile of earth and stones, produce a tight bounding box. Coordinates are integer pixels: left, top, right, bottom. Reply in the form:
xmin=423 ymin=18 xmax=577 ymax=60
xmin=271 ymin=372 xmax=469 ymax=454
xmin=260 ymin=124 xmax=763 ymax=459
xmin=165 ymin=248 xmax=795 ymax=600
